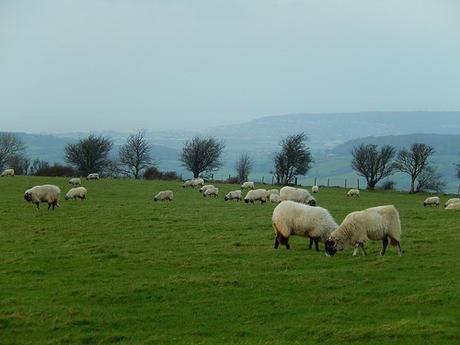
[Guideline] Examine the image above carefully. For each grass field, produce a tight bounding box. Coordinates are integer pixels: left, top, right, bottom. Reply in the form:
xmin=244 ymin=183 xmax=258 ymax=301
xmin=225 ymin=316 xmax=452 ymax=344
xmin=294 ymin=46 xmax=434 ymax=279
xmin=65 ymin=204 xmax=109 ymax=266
xmin=0 ymin=177 xmax=459 ymax=345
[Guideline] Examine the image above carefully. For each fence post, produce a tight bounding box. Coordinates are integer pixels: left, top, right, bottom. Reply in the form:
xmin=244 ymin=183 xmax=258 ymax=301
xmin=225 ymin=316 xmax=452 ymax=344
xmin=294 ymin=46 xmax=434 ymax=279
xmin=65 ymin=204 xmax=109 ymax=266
xmin=327 ymin=178 xmax=330 ymax=187
xmin=314 ymin=177 xmax=317 ymax=186
xmin=271 ymin=176 xmax=274 ymax=185
xmin=262 ymin=176 xmax=264 ymax=184
xmin=357 ymin=179 xmax=360 ymax=189
xmin=295 ymin=177 xmax=298 ymax=186
xmin=457 ymin=184 xmax=460 ymax=196
xmin=345 ymin=179 xmax=347 ymax=189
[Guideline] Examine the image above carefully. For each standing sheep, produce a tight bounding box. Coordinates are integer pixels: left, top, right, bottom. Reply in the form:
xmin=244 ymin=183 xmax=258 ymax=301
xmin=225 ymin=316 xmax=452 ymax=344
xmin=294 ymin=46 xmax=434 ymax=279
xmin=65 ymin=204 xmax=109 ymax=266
xmin=269 ymin=193 xmax=281 ymax=204
xmin=182 ymin=178 xmax=205 ymax=188
xmin=69 ymin=177 xmax=81 ymax=186
xmin=24 ymin=185 xmax=61 ymax=210
xmin=244 ymin=189 xmax=268 ymax=204
xmin=444 ymin=198 xmax=460 ymax=208
xmin=241 ymin=181 xmax=255 ymax=189
xmin=272 ymin=200 xmax=338 ymax=251
xmin=423 ymin=196 xmax=440 ymax=206
xmin=203 ymin=187 xmax=219 ymax=197
xmin=312 ymin=185 xmax=319 ymax=193
xmin=86 ymin=173 xmax=100 ymax=180
xmin=445 ymin=203 xmax=460 ymax=210
xmin=154 ymin=190 xmax=174 ymax=202
xmin=224 ymin=190 xmax=242 ymax=201
xmin=1 ymin=169 xmax=14 ymax=177
xmin=347 ymin=189 xmax=360 ymax=197
xmin=325 ymin=205 xmax=402 ymax=257
xmin=280 ymin=186 xmax=316 ymax=206
xmin=199 ymin=184 xmax=215 ymax=193
xmin=65 ymin=187 xmax=87 ymax=200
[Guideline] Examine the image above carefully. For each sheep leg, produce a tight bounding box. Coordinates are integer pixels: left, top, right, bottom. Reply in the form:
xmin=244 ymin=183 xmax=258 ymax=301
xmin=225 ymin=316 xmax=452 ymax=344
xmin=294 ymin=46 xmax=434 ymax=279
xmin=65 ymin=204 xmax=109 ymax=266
xmin=353 ymin=245 xmax=359 ymax=256
xmin=274 ymin=237 xmax=279 ymax=249
xmin=396 ymin=242 xmax=403 ymax=256
xmin=48 ymin=203 xmax=51 ymax=210
xmin=35 ymin=202 xmax=40 ymax=210
xmin=308 ymin=237 xmax=313 ymax=250
xmin=381 ymin=238 xmax=389 ymax=256
xmin=314 ymin=238 xmax=320 ymax=252
xmin=359 ymin=242 xmax=367 ymax=256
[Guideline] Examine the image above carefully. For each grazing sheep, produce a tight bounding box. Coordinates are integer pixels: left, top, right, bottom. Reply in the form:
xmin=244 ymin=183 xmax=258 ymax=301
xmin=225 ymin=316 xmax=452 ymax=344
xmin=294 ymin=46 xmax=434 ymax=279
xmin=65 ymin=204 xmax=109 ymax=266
xmin=267 ymin=189 xmax=279 ymax=196
xmin=241 ymin=181 xmax=255 ymax=189
xmin=199 ymin=184 xmax=215 ymax=193
xmin=86 ymin=173 xmax=100 ymax=180
xmin=270 ymin=193 xmax=281 ymax=204
xmin=446 ymin=203 xmax=460 ymax=210
xmin=1 ymin=168 xmax=14 ymax=177
xmin=347 ymin=189 xmax=360 ymax=197
xmin=423 ymin=196 xmax=440 ymax=207
xmin=68 ymin=177 xmax=81 ymax=186
xmin=280 ymin=186 xmax=316 ymax=206
xmin=444 ymin=198 xmax=460 ymax=208
xmin=154 ymin=190 xmax=174 ymax=202
xmin=24 ymin=185 xmax=61 ymax=210
xmin=203 ymin=187 xmax=219 ymax=197
xmin=182 ymin=178 xmax=205 ymax=188
xmin=272 ymin=200 xmax=338 ymax=251
xmin=244 ymin=189 xmax=268 ymax=204
xmin=65 ymin=187 xmax=87 ymax=200
xmin=325 ymin=205 xmax=402 ymax=257
xmin=224 ymin=190 xmax=242 ymax=201
xmin=312 ymin=185 xmax=319 ymax=193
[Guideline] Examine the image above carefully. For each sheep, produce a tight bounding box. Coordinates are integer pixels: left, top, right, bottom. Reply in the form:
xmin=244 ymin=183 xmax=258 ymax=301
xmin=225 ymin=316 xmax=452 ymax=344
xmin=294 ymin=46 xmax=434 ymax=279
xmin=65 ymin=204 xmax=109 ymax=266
xmin=24 ymin=185 xmax=61 ymax=210
xmin=199 ymin=184 xmax=215 ymax=193
xmin=244 ymin=189 xmax=268 ymax=204
xmin=347 ymin=189 xmax=360 ymax=197
xmin=224 ymin=190 xmax=242 ymax=201
xmin=203 ymin=187 xmax=219 ymax=197
xmin=444 ymin=198 xmax=460 ymax=208
xmin=423 ymin=196 xmax=440 ymax=207
xmin=1 ymin=168 xmax=14 ymax=177
xmin=182 ymin=178 xmax=205 ymax=188
xmin=86 ymin=173 xmax=100 ymax=180
xmin=446 ymin=203 xmax=460 ymax=210
xmin=65 ymin=187 xmax=87 ymax=200
xmin=325 ymin=205 xmax=402 ymax=257
xmin=154 ymin=190 xmax=174 ymax=202
xmin=68 ymin=177 xmax=81 ymax=186
xmin=280 ymin=186 xmax=316 ymax=206
xmin=312 ymin=185 xmax=319 ymax=193
xmin=270 ymin=193 xmax=281 ymax=204
xmin=272 ymin=200 xmax=338 ymax=251
xmin=241 ymin=181 xmax=255 ymax=189
xmin=267 ymin=189 xmax=279 ymax=196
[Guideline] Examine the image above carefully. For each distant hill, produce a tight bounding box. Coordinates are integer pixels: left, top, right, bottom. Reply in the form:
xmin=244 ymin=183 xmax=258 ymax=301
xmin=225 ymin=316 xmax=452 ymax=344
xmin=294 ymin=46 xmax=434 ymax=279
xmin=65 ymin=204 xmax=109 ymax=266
xmin=330 ymin=133 xmax=460 ymax=155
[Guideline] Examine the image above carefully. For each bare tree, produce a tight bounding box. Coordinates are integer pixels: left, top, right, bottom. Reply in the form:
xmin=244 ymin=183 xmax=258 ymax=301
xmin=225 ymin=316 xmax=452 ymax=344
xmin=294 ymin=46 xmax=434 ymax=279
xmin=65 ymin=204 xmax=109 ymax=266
xmin=395 ymin=143 xmax=435 ymax=193
xmin=416 ymin=165 xmax=446 ymax=193
xmin=179 ymin=136 xmax=225 ymax=178
xmin=235 ymin=153 xmax=253 ymax=183
xmin=64 ymin=134 xmax=113 ymax=176
xmin=273 ymin=133 xmax=312 ymax=185
xmin=351 ymin=144 xmax=396 ymax=190
xmin=118 ymin=130 xmax=153 ymax=179
xmin=0 ymin=133 xmax=26 ymax=171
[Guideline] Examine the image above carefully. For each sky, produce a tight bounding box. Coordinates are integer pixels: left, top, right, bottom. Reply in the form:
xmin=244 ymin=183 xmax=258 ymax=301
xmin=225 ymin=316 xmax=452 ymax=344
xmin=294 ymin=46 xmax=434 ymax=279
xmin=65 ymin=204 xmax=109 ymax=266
xmin=1 ymin=0 xmax=459 ymax=133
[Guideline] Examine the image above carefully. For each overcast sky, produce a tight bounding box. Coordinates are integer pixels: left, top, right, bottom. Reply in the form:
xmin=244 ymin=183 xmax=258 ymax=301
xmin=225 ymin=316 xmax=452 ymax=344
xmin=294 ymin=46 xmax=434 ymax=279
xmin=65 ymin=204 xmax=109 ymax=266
xmin=1 ymin=0 xmax=459 ymax=133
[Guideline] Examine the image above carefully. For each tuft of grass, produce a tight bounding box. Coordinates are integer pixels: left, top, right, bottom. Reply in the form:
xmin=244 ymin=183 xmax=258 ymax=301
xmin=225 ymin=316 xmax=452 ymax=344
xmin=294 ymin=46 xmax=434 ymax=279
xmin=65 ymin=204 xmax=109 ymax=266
xmin=0 ymin=176 xmax=459 ymax=345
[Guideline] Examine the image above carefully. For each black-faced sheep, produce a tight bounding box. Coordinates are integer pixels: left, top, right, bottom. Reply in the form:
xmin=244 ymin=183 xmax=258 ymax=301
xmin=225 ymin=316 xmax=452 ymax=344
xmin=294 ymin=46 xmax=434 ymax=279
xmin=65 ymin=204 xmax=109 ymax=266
xmin=423 ymin=196 xmax=440 ymax=206
xmin=280 ymin=186 xmax=316 ymax=206
xmin=347 ymin=189 xmax=360 ymax=197
xmin=24 ymin=185 xmax=61 ymax=210
xmin=1 ymin=169 xmax=14 ymax=177
xmin=225 ymin=190 xmax=242 ymax=201
xmin=154 ymin=190 xmax=174 ymax=201
xmin=65 ymin=187 xmax=87 ymax=200
xmin=244 ymin=189 xmax=268 ymax=204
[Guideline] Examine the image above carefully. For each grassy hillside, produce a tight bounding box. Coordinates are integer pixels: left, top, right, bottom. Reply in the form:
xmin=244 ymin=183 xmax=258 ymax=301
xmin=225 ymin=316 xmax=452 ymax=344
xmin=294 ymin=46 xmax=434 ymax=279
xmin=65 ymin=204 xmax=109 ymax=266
xmin=0 ymin=177 xmax=459 ymax=344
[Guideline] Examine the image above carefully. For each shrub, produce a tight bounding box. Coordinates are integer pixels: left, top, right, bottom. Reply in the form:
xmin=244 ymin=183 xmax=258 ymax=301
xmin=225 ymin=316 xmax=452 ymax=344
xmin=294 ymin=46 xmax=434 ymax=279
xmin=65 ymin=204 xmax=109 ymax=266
xmin=380 ymin=180 xmax=396 ymax=190
xmin=143 ymin=167 xmax=179 ymax=181
xmin=34 ymin=164 xmax=76 ymax=177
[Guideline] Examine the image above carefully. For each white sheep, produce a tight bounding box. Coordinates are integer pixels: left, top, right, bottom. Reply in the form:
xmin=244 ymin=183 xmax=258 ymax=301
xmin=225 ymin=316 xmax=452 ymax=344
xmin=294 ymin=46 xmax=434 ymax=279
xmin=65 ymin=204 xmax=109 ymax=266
xmin=241 ymin=181 xmax=255 ymax=189
xmin=224 ymin=190 xmax=242 ymax=201
xmin=347 ymin=189 xmax=360 ymax=197
xmin=272 ymin=200 xmax=338 ymax=251
xmin=199 ymin=184 xmax=215 ymax=193
xmin=280 ymin=186 xmax=316 ymax=206
xmin=445 ymin=203 xmax=460 ymax=210
xmin=267 ymin=189 xmax=279 ymax=196
xmin=68 ymin=177 xmax=81 ymax=186
xmin=65 ymin=187 xmax=87 ymax=200
xmin=203 ymin=187 xmax=219 ymax=197
xmin=312 ymin=185 xmax=319 ymax=193
xmin=244 ymin=189 xmax=268 ymax=204
xmin=24 ymin=185 xmax=61 ymax=210
xmin=154 ymin=190 xmax=174 ymax=202
xmin=444 ymin=198 xmax=460 ymax=208
xmin=270 ymin=193 xmax=281 ymax=204
xmin=423 ymin=196 xmax=440 ymax=206
xmin=86 ymin=173 xmax=100 ymax=180
xmin=1 ymin=168 xmax=14 ymax=177
xmin=325 ymin=205 xmax=402 ymax=257
xmin=182 ymin=178 xmax=205 ymax=188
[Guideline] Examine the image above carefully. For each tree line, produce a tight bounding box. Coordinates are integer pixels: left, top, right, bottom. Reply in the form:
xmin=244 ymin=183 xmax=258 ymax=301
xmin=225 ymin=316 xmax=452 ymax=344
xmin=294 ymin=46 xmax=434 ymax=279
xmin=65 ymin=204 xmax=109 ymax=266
xmin=0 ymin=131 xmax=458 ymax=193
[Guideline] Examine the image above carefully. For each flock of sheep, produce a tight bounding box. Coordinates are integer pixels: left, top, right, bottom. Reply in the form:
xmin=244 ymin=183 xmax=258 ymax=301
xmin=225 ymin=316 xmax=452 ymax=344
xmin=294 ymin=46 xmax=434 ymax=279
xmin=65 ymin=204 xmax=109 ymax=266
xmin=3 ymin=168 xmax=458 ymax=256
